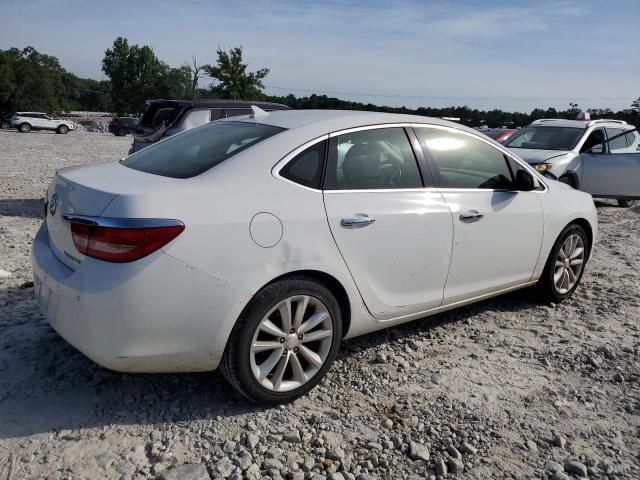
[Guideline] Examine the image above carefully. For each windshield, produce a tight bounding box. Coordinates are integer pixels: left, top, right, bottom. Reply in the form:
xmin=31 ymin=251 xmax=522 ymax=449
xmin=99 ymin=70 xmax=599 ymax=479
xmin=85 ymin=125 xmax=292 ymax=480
xmin=122 ymin=121 xmax=285 ymax=178
xmin=504 ymin=126 xmax=585 ymax=151
xmin=482 ymin=130 xmax=505 ymax=140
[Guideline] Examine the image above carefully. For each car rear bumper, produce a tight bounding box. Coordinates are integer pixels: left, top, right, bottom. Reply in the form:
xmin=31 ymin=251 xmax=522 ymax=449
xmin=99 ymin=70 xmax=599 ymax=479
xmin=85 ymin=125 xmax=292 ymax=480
xmin=32 ymin=222 xmax=245 ymax=373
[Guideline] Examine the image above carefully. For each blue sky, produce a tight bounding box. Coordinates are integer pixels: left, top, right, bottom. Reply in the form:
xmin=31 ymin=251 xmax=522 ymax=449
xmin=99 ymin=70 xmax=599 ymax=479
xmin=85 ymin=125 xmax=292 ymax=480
xmin=2 ymin=0 xmax=639 ymax=112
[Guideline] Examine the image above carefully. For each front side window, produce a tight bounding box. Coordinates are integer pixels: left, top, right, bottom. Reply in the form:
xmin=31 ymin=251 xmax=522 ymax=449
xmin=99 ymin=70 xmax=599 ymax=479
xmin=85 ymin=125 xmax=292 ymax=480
xmin=505 ymin=126 xmax=584 ymax=151
xmin=122 ymin=121 xmax=285 ymax=178
xmin=416 ymin=128 xmax=513 ymax=189
xmin=580 ymin=129 xmax=605 ymax=154
xmin=325 ymin=127 xmax=422 ymax=190
xmin=280 ymin=140 xmax=326 ymax=189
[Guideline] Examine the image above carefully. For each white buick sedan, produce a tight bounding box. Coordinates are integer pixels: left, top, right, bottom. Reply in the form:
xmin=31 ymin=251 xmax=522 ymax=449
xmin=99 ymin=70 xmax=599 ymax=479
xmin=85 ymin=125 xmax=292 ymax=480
xmin=33 ymin=109 xmax=597 ymax=403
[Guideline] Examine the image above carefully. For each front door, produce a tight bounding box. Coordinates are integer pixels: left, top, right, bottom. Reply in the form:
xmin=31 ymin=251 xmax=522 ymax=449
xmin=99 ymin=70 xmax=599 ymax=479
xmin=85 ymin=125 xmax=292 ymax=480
xmin=414 ymin=126 xmax=544 ymax=304
xmin=323 ymin=126 xmax=453 ymax=320
xmin=581 ymin=128 xmax=640 ymax=198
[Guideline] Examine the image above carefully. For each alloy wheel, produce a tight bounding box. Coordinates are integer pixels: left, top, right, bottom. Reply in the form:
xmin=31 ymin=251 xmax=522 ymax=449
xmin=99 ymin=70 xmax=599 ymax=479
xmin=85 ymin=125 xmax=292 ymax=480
xmin=250 ymin=295 xmax=333 ymax=392
xmin=554 ymin=234 xmax=585 ymax=294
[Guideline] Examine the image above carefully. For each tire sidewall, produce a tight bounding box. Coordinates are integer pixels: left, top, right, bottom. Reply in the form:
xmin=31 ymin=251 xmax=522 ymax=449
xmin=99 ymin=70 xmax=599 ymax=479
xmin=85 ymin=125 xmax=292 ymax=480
xmin=542 ymin=224 xmax=588 ymax=302
xmin=226 ymin=278 xmax=342 ymax=403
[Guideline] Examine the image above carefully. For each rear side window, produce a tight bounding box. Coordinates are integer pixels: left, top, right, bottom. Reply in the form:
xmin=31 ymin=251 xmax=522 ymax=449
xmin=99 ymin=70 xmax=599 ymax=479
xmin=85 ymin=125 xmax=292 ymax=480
xmin=416 ymin=127 xmax=513 ymax=189
xmin=325 ymin=127 xmax=422 ymax=190
xmin=280 ymin=141 xmax=326 ymax=189
xmin=122 ymin=121 xmax=285 ymax=178
xmin=606 ymin=128 xmax=628 ymax=152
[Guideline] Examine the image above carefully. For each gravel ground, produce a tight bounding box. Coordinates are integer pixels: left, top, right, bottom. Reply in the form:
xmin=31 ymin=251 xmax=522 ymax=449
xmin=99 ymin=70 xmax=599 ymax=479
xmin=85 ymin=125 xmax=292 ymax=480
xmin=0 ymin=129 xmax=639 ymax=480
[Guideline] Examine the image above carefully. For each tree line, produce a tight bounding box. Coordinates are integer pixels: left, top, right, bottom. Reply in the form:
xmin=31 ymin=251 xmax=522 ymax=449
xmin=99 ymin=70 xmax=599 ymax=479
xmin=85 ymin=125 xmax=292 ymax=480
xmin=1 ymin=39 xmax=638 ymax=128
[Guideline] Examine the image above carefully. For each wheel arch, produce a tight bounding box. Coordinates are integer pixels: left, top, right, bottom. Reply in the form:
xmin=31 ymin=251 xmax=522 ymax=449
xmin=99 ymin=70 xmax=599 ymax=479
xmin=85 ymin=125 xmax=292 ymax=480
xmin=252 ymin=270 xmax=352 ymax=339
xmin=568 ymin=217 xmax=594 ymax=258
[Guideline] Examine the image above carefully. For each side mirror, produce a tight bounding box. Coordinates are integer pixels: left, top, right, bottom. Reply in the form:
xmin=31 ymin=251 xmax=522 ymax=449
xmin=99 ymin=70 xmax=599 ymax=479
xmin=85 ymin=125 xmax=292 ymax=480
xmin=590 ymin=144 xmax=604 ymax=154
xmin=514 ymin=170 xmax=535 ymax=191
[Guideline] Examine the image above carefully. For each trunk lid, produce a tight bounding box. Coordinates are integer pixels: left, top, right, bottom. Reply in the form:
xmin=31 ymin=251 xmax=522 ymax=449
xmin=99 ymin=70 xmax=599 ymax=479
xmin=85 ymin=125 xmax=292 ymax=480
xmin=45 ymin=161 xmax=175 ymax=270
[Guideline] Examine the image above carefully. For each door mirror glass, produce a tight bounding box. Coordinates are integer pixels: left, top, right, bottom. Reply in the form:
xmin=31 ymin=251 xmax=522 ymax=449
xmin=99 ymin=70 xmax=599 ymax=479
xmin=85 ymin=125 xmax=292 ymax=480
xmin=514 ymin=169 xmax=535 ymax=191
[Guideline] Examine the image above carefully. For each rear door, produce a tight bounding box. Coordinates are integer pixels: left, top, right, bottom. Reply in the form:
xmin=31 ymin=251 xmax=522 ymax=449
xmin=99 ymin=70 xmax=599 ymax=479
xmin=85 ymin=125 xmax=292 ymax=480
xmin=414 ymin=125 xmax=544 ymax=304
xmin=322 ymin=126 xmax=453 ymax=320
xmin=581 ymin=127 xmax=640 ymax=198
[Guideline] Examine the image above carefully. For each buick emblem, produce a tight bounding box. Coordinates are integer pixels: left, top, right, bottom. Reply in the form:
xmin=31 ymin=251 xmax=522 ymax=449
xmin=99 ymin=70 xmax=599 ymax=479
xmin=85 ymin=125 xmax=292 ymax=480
xmin=49 ymin=193 xmax=58 ymax=216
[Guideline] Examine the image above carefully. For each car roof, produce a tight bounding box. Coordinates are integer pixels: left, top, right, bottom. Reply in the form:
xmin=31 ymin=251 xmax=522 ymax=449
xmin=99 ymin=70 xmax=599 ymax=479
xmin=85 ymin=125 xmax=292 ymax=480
xmin=146 ymin=99 xmax=290 ymax=110
xmin=16 ymin=112 xmax=47 ymax=115
xmin=225 ymin=109 xmax=475 ymax=137
xmin=530 ymin=118 xmax=630 ymax=129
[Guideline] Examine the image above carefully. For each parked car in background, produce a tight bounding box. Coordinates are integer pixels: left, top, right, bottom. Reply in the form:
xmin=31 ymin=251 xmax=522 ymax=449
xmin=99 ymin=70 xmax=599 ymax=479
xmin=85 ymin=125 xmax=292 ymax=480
xmin=10 ymin=112 xmax=75 ymax=134
xmin=129 ymin=99 xmax=290 ymax=153
xmin=481 ymin=128 xmax=518 ymax=143
xmin=1 ymin=115 xmax=12 ymax=130
xmin=34 ymin=109 xmax=597 ymax=403
xmin=108 ymin=117 xmax=138 ymax=136
xmin=504 ymin=118 xmax=640 ymax=207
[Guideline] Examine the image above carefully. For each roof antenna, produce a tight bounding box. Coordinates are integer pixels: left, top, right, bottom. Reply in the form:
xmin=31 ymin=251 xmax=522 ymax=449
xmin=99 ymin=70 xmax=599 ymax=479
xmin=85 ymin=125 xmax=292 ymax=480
xmin=250 ymin=105 xmax=268 ymax=118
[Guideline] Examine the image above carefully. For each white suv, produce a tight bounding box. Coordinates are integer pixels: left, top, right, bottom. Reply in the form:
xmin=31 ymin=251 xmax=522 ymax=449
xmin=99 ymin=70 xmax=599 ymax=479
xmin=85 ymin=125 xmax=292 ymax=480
xmin=504 ymin=118 xmax=640 ymax=206
xmin=10 ymin=112 xmax=75 ymax=134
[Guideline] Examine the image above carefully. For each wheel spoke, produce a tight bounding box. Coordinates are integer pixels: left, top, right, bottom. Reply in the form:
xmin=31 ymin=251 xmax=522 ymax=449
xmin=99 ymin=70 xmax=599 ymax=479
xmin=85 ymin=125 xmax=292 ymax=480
xmin=299 ymin=311 xmax=329 ymax=334
xmin=570 ymin=247 xmax=584 ymax=260
xmin=271 ymin=352 xmax=290 ymax=390
xmin=289 ymin=354 xmax=308 ymax=383
xmin=300 ymin=329 xmax=332 ymax=343
xmin=260 ymin=319 xmax=285 ymax=338
xmin=251 ymin=341 xmax=283 ymax=353
xmin=566 ymin=266 xmax=577 ymax=285
xmin=554 ymin=268 xmax=564 ymax=285
xmin=558 ymin=247 xmax=567 ymax=260
xmin=570 ymin=258 xmax=583 ymax=266
xmin=258 ymin=349 xmax=283 ymax=381
xmin=562 ymin=269 xmax=570 ymax=291
xmin=298 ymin=345 xmax=323 ymax=368
xmin=293 ymin=296 xmax=310 ymax=329
xmin=278 ymin=299 xmax=292 ymax=333
xmin=555 ymin=260 xmax=564 ymax=268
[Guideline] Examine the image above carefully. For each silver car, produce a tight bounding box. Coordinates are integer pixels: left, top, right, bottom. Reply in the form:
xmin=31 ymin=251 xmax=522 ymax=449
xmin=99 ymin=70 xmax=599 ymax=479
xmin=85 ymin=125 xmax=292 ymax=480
xmin=504 ymin=118 xmax=640 ymax=206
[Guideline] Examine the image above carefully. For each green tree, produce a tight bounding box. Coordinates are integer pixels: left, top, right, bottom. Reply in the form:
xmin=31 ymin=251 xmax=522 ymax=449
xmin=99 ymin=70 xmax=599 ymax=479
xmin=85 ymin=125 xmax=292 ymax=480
xmin=102 ymin=37 xmax=169 ymax=114
xmin=632 ymin=97 xmax=640 ymax=112
xmin=205 ymin=47 xmax=269 ymax=100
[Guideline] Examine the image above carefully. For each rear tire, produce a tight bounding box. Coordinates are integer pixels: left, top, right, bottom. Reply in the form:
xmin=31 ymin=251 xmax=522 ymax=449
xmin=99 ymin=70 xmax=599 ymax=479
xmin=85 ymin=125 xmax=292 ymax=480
xmin=117 ymin=127 xmax=127 ymax=136
xmin=617 ymin=199 xmax=633 ymax=208
xmin=57 ymin=125 xmax=69 ymax=134
xmin=19 ymin=123 xmax=31 ymax=133
xmin=538 ymin=223 xmax=588 ymax=303
xmin=0 ymin=120 xmax=9 ymax=130
xmin=221 ymin=277 xmax=342 ymax=404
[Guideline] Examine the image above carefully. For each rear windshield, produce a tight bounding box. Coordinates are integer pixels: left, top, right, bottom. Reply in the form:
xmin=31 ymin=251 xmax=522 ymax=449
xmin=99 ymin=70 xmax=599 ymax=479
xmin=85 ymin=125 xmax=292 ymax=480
xmin=121 ymin=121 xmax=285 ymax=178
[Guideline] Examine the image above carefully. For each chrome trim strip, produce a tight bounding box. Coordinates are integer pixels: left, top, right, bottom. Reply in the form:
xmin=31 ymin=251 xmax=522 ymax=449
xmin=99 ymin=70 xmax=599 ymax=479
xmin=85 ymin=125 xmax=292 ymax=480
xmin=327 ymin=122 xmax=414 ymax=137
xmin=61 ymin=214 xmax=184 ymax=228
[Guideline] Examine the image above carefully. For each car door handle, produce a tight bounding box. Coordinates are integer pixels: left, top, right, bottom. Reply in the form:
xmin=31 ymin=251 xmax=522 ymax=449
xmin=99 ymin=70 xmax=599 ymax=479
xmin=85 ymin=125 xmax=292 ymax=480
xmin=341 ymin=214 xmax=376 ymax=229
xmin=459 ymin=210 xmax=484 ymax=223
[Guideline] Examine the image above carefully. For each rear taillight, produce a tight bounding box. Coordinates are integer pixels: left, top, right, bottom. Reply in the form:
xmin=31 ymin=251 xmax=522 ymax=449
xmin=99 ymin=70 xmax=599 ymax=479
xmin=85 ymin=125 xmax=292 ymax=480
xmin=70 ymin=223 xmax=184 ymax=263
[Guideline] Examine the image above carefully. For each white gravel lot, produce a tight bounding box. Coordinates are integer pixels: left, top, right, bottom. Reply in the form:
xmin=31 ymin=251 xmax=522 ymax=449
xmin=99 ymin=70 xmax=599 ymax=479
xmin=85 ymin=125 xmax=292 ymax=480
xmin=0 ymin=129 xmax=638 ymax=480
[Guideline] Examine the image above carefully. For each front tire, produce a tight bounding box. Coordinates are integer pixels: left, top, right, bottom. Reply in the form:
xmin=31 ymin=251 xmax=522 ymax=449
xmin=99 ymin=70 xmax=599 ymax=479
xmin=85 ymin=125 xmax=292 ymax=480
xmin=57 ymin=125 xmax=69 ymax=134
xmin=221 ymin=277 xmax=342 ymax=404
xmin=19 ymin=123 xmax=31 ymax=133
xmin=117 ymin=127 xmax=127 ymax=136
xmin=618 ymin=199 xmax=633 ymax=208
xmin=538 ymin=224 xmax=588 ymax=303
